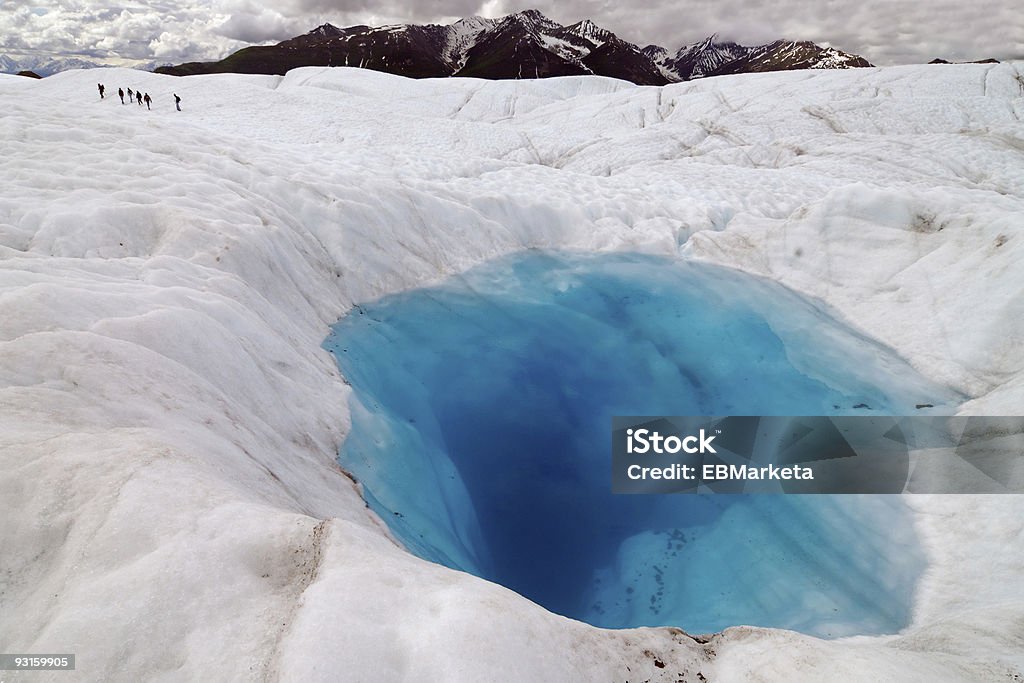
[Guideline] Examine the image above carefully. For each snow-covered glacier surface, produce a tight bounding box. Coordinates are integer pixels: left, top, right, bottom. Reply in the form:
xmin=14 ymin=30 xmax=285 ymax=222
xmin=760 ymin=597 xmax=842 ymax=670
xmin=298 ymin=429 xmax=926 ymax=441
xmin=325 ymin=250 xmax=955 ymax=637
xmin=1 ymin=62 xmax=1023 ymax=681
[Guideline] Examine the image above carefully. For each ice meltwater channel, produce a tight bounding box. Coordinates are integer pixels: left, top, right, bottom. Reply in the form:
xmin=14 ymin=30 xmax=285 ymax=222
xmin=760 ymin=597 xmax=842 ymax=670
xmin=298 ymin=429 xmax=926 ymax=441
xmin=323 ymin=251 xmax=960 ymax=637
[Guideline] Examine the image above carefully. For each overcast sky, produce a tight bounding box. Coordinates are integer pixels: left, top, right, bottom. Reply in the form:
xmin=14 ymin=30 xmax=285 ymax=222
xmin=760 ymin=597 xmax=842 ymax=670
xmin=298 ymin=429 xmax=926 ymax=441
xmin=2 ymin=0 xmax=1021 ymax=66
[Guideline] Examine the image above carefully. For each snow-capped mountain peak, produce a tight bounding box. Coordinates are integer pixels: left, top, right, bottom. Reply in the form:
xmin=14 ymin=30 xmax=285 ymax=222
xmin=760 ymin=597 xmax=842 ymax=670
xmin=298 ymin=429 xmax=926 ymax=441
xmin=442 ymin=16 xmax=499 ymax=68
xmin=561 ymin=19 xmax=614 ymax=47
xmin=669 ymin=34 xmax=750 ymax=79
xmin=497 ymin=8 xmax=563 ymax=37
xmin=511 ymin=9 xmax=558 ymax=26
xmin=309 ymin=23 xmax=344 ymax=38
xmin=448 ymin=15 xmax=498 ymax=33
xmin=641 ymin=45 xmax=668 ymax=61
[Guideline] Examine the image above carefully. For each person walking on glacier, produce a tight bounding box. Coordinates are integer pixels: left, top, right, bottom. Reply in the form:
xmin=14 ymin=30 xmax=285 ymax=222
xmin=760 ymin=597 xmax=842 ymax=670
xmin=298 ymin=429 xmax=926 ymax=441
xmin=143 ymin=93 xmax=151 ymax=110
xmin=174 ymin=93 xmax=181 ymax=111
xmin=127 ymin=87 xmax=133 ymax=102
xmin=118 ymin=87 xmax=124 ymax=104
xmin=97 ymin=83 xmax=105 ymax=99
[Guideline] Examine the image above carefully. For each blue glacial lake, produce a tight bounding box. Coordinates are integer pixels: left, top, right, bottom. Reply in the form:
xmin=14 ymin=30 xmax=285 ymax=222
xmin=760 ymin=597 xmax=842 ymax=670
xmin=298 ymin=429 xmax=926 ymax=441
xmin=323 ymin=251 xmax=959 ymax=637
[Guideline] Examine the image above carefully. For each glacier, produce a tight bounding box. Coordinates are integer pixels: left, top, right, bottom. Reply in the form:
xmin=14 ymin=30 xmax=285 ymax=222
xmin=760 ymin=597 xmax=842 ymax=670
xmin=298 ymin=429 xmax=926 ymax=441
xmin=1 ymin=61 xmax=1023 ymax=681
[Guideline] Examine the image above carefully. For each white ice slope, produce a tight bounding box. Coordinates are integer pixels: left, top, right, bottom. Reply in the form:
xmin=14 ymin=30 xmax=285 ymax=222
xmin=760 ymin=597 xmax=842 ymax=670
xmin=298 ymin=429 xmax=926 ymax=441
xmin=1 ymin=63 xmax=1023 ymax=681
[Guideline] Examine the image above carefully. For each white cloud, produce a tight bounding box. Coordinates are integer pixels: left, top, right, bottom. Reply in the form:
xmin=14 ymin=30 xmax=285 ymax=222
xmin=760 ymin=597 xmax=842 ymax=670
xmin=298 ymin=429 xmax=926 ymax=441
xmin=0 ymin=0 xmax=1021 ymax=66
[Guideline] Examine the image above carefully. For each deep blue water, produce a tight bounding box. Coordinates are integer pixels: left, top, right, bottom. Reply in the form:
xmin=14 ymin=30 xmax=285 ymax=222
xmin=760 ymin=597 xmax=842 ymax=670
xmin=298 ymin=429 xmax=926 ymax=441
xmin=324 ymin=251 xmax=958 ymax=637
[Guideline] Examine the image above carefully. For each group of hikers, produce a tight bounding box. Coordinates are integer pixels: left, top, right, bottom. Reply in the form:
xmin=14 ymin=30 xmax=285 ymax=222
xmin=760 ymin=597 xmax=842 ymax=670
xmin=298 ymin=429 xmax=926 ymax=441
xmin=98 ymin=83 xmax=181 ymax=111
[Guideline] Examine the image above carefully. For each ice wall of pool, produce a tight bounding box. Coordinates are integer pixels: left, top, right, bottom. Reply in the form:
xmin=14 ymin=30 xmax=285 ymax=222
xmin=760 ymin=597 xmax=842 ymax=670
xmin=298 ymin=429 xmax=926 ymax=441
xmin=323 ymin=251 xmax=960 ymax=638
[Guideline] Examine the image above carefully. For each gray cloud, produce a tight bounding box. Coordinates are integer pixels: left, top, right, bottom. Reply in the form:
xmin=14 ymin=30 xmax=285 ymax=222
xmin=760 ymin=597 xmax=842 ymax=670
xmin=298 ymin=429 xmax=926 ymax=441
xmin=1 ymin=0 xmax=1021 ymax=66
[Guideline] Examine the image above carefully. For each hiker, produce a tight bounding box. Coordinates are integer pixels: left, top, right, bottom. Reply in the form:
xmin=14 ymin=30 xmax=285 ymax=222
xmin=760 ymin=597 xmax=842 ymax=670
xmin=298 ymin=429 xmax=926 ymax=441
xmin=174 ymin=93 xmax=181 ymax=111
xmin=127 ymin=87 xmax=133 ymax=102
xmin=97 ymin=83 xmax=104 ymax=99
xmin=137 ymin=92 xmax=143 ymax=107
xmin=143 ymin=93 xmax=151 ymax=110
xmin=118 ymin=87 xmax=124 ymax=104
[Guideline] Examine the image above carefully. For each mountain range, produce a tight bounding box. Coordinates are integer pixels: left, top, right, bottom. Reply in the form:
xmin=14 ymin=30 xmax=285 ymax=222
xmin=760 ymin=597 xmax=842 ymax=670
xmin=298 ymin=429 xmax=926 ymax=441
xmin=156 ymin=9 xmax=872 ymax=84
xmin=0 ymin=55 xmax=161 ymax=77
xmin=0 ymin=55 xmax=105 ymax=77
